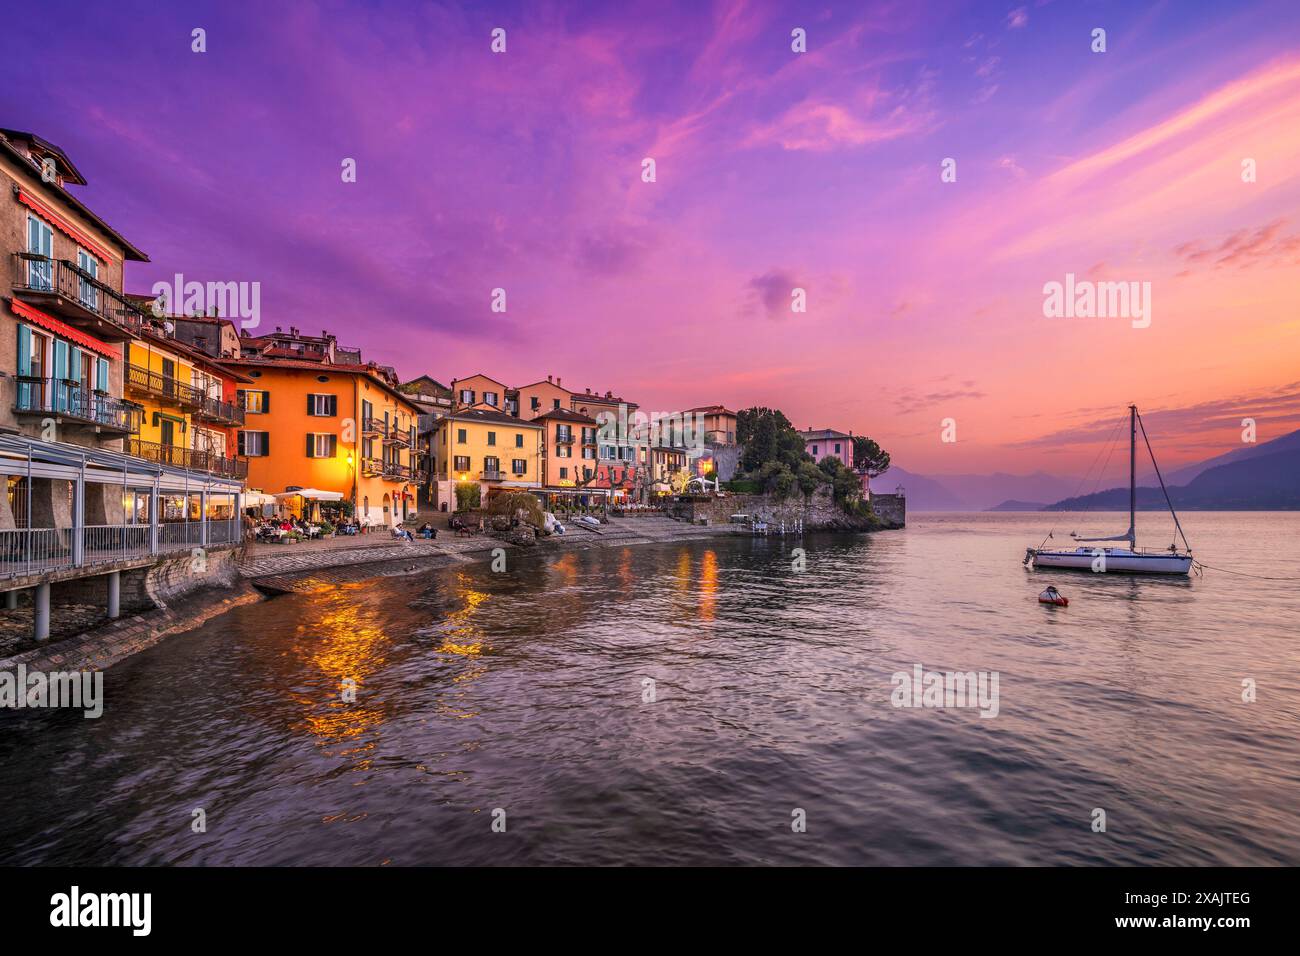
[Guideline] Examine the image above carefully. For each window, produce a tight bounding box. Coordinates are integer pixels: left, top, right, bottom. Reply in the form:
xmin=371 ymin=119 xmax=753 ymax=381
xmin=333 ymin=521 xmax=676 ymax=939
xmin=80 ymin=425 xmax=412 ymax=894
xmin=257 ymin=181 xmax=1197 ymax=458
xmin=307 ymin=394 xmax=337 ymax=416
xmin=552 ymin=398 xmax=561 ymax=409
xmin=512 ymin=459 xmax=526 ymax=475
xmin=834 ymin=443 xmax=841 ymax=455
xmin=811 ymin=445 xmax=819 ymax=455
xmin=530 ymin=396 xmax=540 ymax=411
xmin=457 ymin=428 xmax=467 ymax=444
xmin=515 ymin=433 xmax=524 ymax=447
xmin=26 ymin=215 xmax=53 ymax=290
xmin=458 ymin=389 xmax=475 ymax=405
xmin=582 ymin=427 xmax=596 ymax=444
xmin=583 ymin=467 xmax=593 ymax=480
xmin=560 ymin=467 xmax=568 ymax=480
xmin=487 ymin=431 xmax=496 ymax=446
xmin=76 ymin=250 xmax=99 ymax=310
xmin=484 ymin=391 xmax=499 ymax=407
xmin=239 ymin=389 xmax=269 ymax=413
xmin=453 ymin=455 xmax=470 ymax=472
xmin=583 ymin=447 xmax=596 ymax=460
xmin=306 ymin=433 xmax=337 ymax=458
xmin=557 ymin=445 xmax=571 ymax=458
xmin=484 ymin=456 xmax=500 ymax=475
xmin=238 ymin=431 xmax=270 ymax=456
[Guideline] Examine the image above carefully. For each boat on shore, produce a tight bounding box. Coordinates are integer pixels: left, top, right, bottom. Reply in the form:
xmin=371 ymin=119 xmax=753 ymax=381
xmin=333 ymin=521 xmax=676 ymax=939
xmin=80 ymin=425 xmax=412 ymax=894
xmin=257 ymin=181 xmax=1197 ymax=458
xmin=1025 ymin=405 xmax=1194 ymax=576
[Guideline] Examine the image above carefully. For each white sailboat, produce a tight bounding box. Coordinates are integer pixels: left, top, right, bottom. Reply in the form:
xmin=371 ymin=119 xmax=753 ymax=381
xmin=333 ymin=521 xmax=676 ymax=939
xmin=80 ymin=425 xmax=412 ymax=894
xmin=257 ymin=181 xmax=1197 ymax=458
xmin=1025 ymin=405 xmax=1194 ymax=576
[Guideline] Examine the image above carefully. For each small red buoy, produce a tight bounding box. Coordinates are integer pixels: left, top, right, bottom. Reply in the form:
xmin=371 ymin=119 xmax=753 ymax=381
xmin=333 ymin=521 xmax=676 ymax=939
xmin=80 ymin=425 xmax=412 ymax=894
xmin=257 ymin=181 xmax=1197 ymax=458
xmin=1038 ymin=586 xmax=1068 ymax=606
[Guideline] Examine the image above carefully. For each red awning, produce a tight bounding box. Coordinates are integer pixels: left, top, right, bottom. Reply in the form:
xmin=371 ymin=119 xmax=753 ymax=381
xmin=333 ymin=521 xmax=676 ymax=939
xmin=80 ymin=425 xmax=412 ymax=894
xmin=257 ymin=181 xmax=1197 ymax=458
xmin=9 ymin=298 xmax=119 ymax=359
xmin=17 ymin=189 xmax=113 ymax=262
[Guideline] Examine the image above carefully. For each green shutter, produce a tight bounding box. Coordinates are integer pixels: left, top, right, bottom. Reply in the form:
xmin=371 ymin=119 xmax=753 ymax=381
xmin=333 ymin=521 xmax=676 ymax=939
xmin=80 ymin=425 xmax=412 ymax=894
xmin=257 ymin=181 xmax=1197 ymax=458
xmin=306 ymin=434 xmax=315 ymax=457
xmin=97 ymin=358 xmax=109 ymax=391
xmin=262 ymin=390 xmax=270 ymax=413
xmin=16 ymin=325 xmax=31 ymax=376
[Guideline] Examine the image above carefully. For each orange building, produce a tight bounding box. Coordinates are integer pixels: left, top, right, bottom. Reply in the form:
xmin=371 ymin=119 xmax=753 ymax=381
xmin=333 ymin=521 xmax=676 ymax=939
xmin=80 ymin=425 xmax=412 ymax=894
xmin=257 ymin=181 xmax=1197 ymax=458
xmin=225 ymin=356 xmax=421 ymax=527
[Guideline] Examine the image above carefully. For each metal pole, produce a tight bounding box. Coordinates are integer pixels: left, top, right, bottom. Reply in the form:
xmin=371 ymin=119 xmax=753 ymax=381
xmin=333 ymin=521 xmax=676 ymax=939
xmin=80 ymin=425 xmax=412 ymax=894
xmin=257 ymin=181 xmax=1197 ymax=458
xmin=1129 ymin=404 xmax=1137 ymax=550
xmin=34 ymin=582 xmax=50 ymax=641
xmin=107 ymin=570 xmax=120 ymax=619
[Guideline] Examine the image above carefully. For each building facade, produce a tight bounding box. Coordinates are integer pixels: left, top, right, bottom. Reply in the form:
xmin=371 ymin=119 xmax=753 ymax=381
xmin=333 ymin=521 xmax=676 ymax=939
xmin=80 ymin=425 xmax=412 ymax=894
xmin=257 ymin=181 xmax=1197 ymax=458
xmin=1 ymin=128 xmax=243 ymax=638
xmin=225 ymin=348 xmax=420 ymax=527
xmin=427 ymin=407 xmax=542 ymax=510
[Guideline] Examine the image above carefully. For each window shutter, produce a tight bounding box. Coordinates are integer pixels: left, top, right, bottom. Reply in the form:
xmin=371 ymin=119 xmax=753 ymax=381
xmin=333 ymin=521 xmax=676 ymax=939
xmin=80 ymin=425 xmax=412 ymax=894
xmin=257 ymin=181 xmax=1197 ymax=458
xmin=54 ymin=340 xmax=68 ymax=380
xmin=97 ymin=357 xmax=109 ymax=391
xmin=70 ymin=347 xmax=81 ymax=384
xmin=306 ymin=434 xmax=315 ymax=457
xmin=237 ymin=431 xmax=245 ymax=455
xmin=263 ymin=433 xmax=269 ymax=456
xmin=328 ymin=434 xmax=337 ymax=457
xmin=262 ymin=390 xmax=270 ymax=412
xmin=16 ymin=325 xmax=31 ymax=376
xmin=307 ymin=394 xmax=314 ymax=415
xmin=329 ymin=395 xmax=338 ymax=416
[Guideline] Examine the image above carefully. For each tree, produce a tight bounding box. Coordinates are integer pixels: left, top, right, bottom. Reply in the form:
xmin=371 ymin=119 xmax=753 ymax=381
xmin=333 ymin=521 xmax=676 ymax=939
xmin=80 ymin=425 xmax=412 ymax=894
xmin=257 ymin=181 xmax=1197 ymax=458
xmin=852 ymin=436 xmax=891 ymax=478
xmin=490 ymin=490 xmax=544 ymax=527
xmin=737 ymin=407 xmax=807 ymax=475
xmin=454 ymin=482 xmax=481 ymax=511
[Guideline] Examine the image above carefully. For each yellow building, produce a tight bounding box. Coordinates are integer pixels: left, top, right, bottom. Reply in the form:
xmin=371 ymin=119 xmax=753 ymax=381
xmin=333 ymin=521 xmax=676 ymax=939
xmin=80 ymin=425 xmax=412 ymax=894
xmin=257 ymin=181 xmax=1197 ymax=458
xmin=429 ymin=407 xmax=542 ymax=511
xmin=124 ymin=326 xmax=248 ymax=479
xmin=224 ymin=356 xmax=421 ymax=527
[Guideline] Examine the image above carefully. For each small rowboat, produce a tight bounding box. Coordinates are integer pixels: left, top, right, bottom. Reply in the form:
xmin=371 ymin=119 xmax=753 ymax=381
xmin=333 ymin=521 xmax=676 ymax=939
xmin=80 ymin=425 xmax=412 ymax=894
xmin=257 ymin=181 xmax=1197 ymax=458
xmin=1038 ymin=586 xmax=1068 ymax=606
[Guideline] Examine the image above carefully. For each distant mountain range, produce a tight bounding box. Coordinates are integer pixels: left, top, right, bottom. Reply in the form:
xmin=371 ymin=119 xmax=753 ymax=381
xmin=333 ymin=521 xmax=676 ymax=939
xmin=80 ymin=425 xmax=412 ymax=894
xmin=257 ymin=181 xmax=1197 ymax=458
xmin=887 ymin=428 xmax=1300 ymax=512
xmin=879 ymin=467 xmax=1081 ymax=512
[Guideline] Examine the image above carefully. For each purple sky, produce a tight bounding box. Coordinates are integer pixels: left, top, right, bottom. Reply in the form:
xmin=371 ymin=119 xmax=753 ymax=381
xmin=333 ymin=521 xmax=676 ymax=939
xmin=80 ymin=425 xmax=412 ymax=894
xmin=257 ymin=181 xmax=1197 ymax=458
xmin=4 ymin=0 xmax=1300 ymax=473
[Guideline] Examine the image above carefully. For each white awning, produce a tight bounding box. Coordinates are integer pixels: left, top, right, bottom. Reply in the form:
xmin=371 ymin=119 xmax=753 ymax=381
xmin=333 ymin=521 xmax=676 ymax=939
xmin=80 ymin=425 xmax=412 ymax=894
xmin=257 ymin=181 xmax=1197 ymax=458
xmin=243 ymin=492 xmax=277 ymax=507
xmin=274 ymin=489 xmax=345 ymax=501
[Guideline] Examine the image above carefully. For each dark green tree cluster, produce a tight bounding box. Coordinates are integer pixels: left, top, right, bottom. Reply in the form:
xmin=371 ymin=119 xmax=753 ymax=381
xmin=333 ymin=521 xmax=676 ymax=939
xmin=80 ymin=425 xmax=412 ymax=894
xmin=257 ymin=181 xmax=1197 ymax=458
xmin=732 ymin=407 xmax=889 ymax=512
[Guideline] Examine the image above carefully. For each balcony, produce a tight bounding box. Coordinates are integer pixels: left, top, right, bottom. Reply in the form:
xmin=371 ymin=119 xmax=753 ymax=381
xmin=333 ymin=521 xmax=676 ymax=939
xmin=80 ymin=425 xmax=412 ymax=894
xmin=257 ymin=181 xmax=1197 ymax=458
xmin=361 ymin=457 xmax=384 ymax=477
xmin=126 ymin=363 xmax=205 ymax=408
xmin=12 ymin=254 xmax=147 ymax=342
xmin=362 ymin=417 xmax=387 ymax=436
xmin=383 ymin=428 xmax=411 ymax=447
xmin=193 ymin=395 xmax=244 ymax=426
xmin=382 ymin=462 xmax=412 ymax=481
xmin=14 ymin=377 xmax=138 ymax=433
xmin=126 ymin=438 xmax=248 ymax=479
xmin=482 ymin=469 xmax=504 ymax=481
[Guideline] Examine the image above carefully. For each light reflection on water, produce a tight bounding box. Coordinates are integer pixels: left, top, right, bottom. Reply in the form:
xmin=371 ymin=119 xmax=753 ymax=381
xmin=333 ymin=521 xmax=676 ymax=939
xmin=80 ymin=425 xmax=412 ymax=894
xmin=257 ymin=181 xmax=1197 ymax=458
xmin=0 ymin=512 xmax=1297 ymax=866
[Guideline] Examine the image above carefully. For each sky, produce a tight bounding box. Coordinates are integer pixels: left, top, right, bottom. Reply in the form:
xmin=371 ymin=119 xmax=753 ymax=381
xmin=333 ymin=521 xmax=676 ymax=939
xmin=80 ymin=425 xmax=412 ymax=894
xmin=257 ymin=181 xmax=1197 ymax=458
xmin=3 ymin=0 xmax=1299 ymax=476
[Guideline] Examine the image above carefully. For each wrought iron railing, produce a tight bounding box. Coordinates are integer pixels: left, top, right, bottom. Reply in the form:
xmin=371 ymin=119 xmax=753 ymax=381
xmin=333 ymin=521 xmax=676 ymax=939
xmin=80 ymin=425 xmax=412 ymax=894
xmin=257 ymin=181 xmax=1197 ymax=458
xmin=126 ymin=363 xmax=205 ymax=407
xmin=14 ymin=376 xmax=138 ymax=431
xmin=126 ymin=438 xmax=248 ymax=478
xmin=12 ymin=254 xmax=148 ymax=333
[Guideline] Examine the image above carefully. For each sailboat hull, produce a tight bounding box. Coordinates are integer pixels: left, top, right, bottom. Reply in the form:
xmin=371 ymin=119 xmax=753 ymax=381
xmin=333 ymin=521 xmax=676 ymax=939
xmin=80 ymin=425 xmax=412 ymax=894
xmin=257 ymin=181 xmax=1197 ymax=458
xmin=1030 ymin=548 xmax=1192 ymax=575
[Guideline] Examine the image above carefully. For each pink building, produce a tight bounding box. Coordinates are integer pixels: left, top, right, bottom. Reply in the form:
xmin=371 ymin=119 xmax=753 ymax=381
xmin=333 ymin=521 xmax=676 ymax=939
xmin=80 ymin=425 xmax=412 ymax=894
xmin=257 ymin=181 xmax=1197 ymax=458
xmin=800 ymin=427 xmax=870 ymax=494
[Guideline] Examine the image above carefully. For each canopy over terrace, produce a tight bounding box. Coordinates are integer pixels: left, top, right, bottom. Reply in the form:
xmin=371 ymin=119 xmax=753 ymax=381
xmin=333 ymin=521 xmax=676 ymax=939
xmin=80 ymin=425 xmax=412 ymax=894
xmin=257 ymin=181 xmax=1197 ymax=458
xmin=274 ymin=488 xmax=345 ymax=520
xmin=0 ymin=432 xmax=244 ymax=582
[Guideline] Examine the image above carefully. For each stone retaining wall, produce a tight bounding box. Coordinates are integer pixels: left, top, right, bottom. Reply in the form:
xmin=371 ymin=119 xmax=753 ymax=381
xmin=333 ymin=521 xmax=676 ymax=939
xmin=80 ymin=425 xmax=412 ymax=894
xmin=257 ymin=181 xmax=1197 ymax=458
xmin=666 ymin=487 xmax=882 ymax=531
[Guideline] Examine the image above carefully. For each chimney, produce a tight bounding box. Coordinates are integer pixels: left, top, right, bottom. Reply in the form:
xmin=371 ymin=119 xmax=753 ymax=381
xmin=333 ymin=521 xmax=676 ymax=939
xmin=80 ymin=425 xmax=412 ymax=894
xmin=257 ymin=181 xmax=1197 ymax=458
xmin=557 ymin=376 xmax=562 ymax=387
xmin=586 ymin=387 xmax=591 ymax=394
xmin=547 ymin=374 xmax=552 ymax=383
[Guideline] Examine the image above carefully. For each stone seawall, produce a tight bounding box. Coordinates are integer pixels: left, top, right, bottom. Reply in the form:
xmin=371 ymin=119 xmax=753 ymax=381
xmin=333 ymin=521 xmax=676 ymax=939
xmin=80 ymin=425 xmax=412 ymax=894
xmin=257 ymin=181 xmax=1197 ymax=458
xmin=0 ymin=581 xmax=259 ymax=673
xmin=665 ymin=486 xmax=896 ymax=530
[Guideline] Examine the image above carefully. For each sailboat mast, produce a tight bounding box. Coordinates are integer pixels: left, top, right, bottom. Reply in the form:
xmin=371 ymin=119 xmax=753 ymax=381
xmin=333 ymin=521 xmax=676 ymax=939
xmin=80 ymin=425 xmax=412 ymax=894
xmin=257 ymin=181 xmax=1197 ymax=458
xmin=1129 ymin=404 xmax=1137 ymax=549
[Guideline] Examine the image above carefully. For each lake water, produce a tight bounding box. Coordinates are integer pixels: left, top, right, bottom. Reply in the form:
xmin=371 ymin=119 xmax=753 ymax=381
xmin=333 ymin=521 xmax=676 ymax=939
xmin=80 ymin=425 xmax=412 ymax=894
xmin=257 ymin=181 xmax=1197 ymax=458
xmin=2 ymin=512 xmax=1297 ymax=865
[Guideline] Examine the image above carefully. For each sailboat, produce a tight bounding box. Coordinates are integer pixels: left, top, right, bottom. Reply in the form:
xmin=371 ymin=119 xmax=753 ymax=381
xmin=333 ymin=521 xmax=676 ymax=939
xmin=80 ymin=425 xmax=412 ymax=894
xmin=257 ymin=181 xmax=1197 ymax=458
xmin=1025 ymin=405 xmax=1194 ymax=575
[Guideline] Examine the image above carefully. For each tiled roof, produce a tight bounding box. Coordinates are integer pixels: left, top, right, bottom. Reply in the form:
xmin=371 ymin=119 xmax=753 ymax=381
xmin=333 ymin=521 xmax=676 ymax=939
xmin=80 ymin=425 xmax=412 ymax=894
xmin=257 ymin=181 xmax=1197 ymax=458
xmin=440 ymin=407 xmax=543 ymax=428
xmin=534 ymin=408 xmax=598 ymax=424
